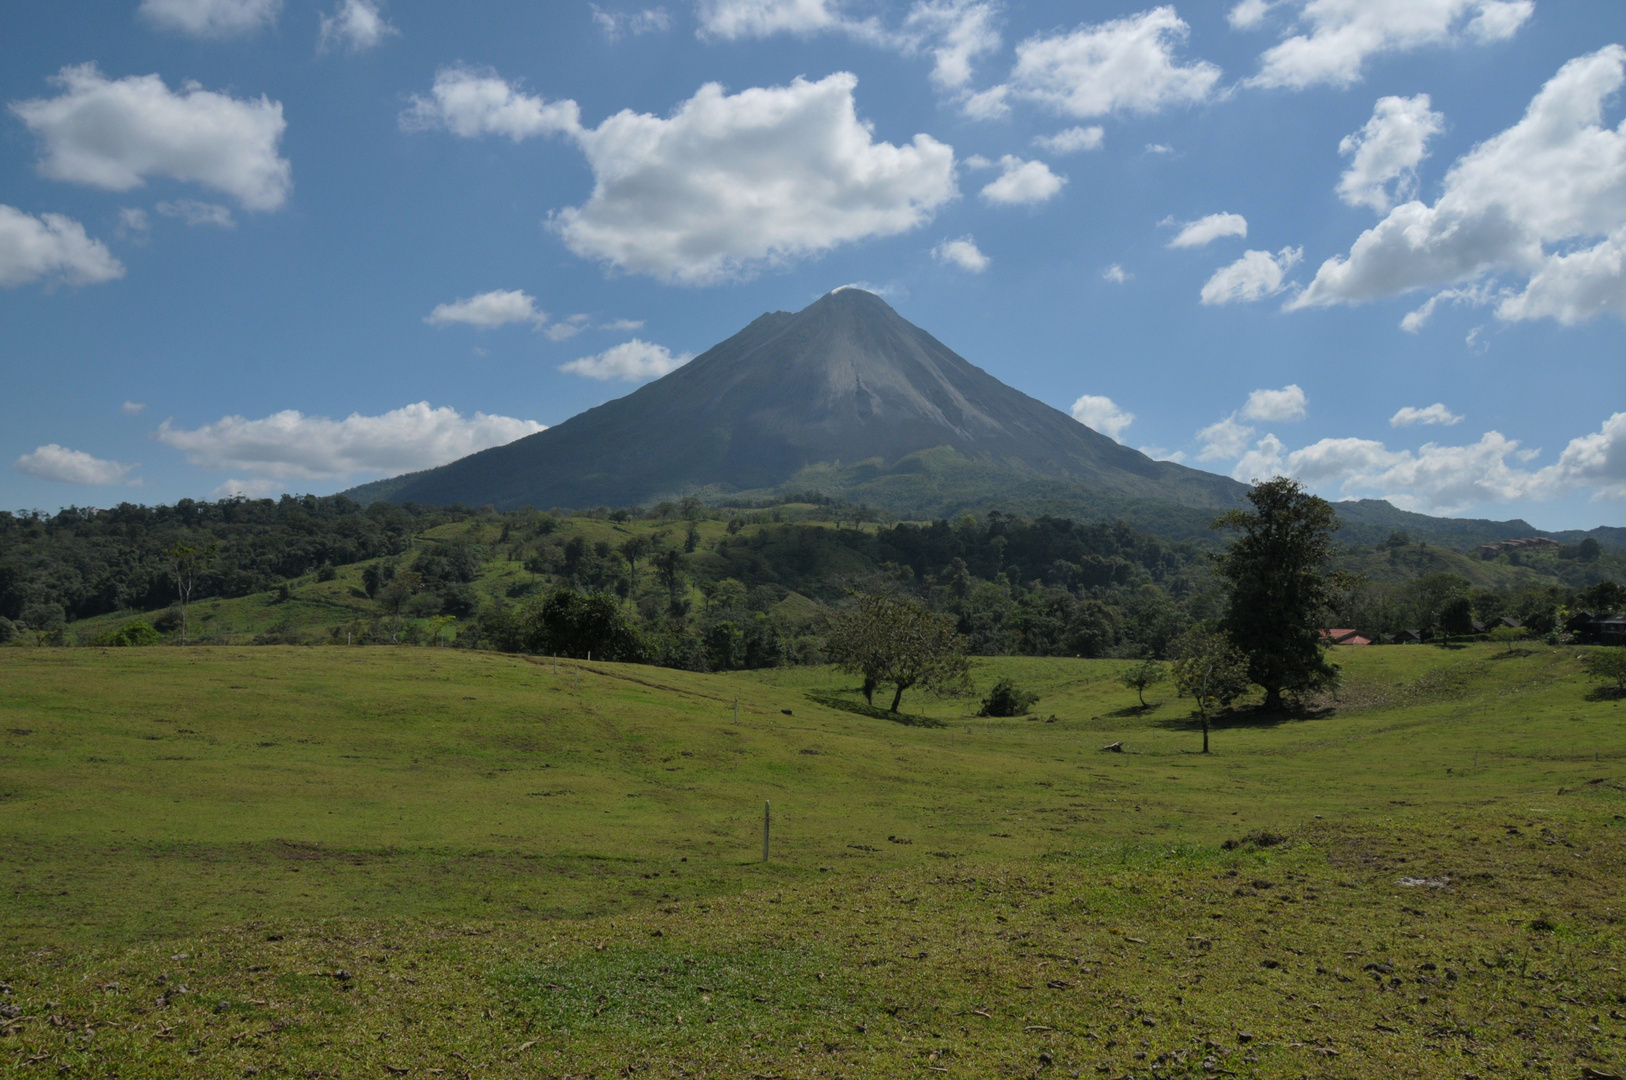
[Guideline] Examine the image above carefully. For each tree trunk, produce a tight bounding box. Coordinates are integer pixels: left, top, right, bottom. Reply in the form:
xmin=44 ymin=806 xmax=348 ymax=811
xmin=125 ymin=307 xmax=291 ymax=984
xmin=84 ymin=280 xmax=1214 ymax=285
xmin=862 ymin=677 xmax=876 ymax=705
xmin=1263 ymin=686 xmax=1283 ymax=712
xmin=890 ymin=683 xmax=906 ymax=714
xmin=1137 ymin=686 xmax=1147 ymax=708
xmin=1202 ymin=711 xmax=1209 ymax=754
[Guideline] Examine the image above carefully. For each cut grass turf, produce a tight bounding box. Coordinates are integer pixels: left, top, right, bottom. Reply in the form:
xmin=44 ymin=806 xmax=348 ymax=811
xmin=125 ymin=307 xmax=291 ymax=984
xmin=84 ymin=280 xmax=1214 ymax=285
xmin=1 ymin=643 xmax=1624 ymax=1076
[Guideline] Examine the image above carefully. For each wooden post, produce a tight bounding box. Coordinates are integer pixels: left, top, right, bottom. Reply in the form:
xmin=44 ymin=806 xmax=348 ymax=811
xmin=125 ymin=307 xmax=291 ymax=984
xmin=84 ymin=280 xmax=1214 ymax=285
xmin=762 ymin=800 xmax=770 ymax=863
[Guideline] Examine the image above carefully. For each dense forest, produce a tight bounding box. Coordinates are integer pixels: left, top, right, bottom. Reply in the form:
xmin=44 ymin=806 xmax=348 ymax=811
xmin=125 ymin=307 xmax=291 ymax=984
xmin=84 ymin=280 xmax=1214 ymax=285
xmin=1 ymin=493 xmax=1620 ymax=667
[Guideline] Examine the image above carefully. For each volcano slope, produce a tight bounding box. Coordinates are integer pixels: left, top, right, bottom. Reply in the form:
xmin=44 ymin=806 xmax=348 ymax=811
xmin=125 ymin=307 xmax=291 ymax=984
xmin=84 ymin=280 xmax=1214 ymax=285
xmin=360 ymin=288 xmax=1244 ymax=516
xmin=1 ymin=644 xmax=1623 ymax=1078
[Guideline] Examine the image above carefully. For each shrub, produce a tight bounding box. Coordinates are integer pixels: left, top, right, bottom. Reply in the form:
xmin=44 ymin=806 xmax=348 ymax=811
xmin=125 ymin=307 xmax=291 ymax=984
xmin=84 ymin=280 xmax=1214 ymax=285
xmin=91 ymin=622 xmax=162 ymax=647
xmin=0 ymin=616 xmax=14 ymax=644
xmin=979 ymin=678 xmax=1039 ymax=717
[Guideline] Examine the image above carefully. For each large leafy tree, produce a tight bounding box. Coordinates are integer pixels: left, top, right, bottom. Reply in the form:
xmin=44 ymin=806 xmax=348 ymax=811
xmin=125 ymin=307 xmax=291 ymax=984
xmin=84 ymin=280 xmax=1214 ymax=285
xmin=826 ymin=589 xmax=970 ymax=713
xmin=527 ymin=588 xmax=643 ymax=662
xmin=1214 ymin=477 xmax=1342 ymax=711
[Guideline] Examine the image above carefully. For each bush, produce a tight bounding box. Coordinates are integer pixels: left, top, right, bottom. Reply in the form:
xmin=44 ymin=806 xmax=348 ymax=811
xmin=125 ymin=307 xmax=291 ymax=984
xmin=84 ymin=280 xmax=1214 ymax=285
xmin=0 ymin=615 xmax=14 ymax=644
xmin=317 ymin=565 xmax=337 ymax=582
xmin=979 ymin=678 xmax=1039 ymax=717
xmin=90 ymin=621 xmax=162 ymax=647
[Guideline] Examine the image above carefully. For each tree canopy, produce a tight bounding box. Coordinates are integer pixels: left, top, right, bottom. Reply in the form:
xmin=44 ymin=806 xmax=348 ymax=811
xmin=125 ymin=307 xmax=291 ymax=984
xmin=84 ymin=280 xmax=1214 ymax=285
xmin=825 ymin=589 xmax=970 ymax=713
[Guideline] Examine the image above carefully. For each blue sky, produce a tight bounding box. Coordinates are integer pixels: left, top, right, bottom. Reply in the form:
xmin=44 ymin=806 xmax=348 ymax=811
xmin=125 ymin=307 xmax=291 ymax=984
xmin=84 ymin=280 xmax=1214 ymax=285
xmin=2 ymin=0 xmax=1623 ymax=529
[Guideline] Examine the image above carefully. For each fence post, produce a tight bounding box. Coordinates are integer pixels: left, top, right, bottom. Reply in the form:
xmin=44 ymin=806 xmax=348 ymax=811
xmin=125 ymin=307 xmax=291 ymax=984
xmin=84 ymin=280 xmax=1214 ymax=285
xmin=763 ymin=800 xmax=771 ymax=863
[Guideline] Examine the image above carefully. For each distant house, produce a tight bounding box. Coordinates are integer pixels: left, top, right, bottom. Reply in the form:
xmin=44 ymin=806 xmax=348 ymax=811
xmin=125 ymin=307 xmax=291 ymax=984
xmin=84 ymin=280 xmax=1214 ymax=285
xmin=1496 ymin=616 xmax=1523 ymax=629
xmin=1574 ymin=613 xmax=1626 ymax=646
xmin=1320 ymin=628 xmax=1372 ymax=646
xmin=1566 ymin=611 xmax=1598 ymax=635
xmin=1398 ymin=629 xmax=1428 ymax=644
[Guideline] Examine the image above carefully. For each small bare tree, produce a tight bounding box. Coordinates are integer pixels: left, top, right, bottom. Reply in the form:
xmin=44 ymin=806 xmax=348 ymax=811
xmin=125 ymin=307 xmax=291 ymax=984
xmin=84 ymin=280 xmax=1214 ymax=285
xmin=165 ymin=543 xmax=215 ymax=646
xmin=1171 ymin=627 xmax=1251 ymax=754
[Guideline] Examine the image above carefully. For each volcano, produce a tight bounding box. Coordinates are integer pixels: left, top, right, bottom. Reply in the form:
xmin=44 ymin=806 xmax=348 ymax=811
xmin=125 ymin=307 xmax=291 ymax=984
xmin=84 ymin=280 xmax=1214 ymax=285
xmin=352 ymin=288 xmax=1247 ymax=515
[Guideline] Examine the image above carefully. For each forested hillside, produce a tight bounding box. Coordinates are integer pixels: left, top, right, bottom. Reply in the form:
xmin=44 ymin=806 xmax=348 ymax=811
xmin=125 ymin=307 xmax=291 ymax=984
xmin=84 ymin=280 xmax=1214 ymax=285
xmin=2 ymin=493 xmax=1620 ymax=664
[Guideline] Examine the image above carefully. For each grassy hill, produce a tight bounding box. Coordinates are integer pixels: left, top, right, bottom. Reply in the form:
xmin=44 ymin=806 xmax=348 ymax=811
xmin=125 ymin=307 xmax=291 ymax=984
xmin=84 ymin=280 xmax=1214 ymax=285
xmin=2 ymin=644 xmax=1623 ymax=1076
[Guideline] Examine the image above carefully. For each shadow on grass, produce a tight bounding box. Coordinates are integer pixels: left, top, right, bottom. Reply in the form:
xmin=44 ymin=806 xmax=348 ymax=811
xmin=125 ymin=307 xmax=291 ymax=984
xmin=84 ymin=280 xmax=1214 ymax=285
xmin=1149 ymin=703 xmax=1335 ymax=733
xmin=1103 ymin=704 xmax=1155 ymax=719
xmin=1584 ymin=685 xmax=1626 ymax=702
xmin=1489 ymin=648 xmax=1539 ymax=661
xmin=805 ymin=690 xmax=946 ymax=728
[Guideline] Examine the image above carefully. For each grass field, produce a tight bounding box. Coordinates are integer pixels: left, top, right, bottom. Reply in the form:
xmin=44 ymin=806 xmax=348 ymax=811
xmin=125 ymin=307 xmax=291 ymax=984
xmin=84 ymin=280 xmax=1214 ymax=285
xmin=2 ymin=643 xmax=1624 ymax=1077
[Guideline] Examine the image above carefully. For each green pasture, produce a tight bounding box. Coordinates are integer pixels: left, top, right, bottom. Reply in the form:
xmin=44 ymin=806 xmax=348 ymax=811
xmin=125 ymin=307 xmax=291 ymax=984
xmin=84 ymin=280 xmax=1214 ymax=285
xmin=1 ymin=643 xmax=1623 ymax=1076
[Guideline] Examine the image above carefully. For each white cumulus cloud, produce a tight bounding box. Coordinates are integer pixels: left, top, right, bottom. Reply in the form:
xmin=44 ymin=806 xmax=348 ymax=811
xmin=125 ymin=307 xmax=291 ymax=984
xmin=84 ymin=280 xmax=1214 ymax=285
xmin=1200 ymin=246 xmax=1302 ymax=305
xmin=972 ymin=7 xmax=1221 ymax=121
xmin=1033 ymin=126 xmax=1104 ymax=154
xmin=399 ymin=67 xmax=581 ymax=141
xmin=1228 ymin=0 xmax=1275 ymax=29
xmin=1495 ymin=225 xmax=1626 ymax=326
xmin=139 ymin=0 xmax=280 ymax=38
xmin=1194 ymin=411 xmax=1626 ymax=513
xmin=544 ymin=314 xmax=591 ymax=341
xmin=157 ymin=199 xmax=234 ymax=228
xmin=13 ymin=444 xmax=138 ymax=485
xmin=1338 ymin=94 xmax=1445 ymax=212
xmin=1241 ymin=383 xmax=1307 ymax=421
xmin=1197 ymin=386 xmax=1306 ymax=462
xmin=425 ymin=289 xmax=547 ymax=329
xmin=1293 ymin=47 xmax=1626 ymax=324
xmin=1070 ymin=394 xmax=1134 ymax=440
xmin=903 ymin=0 xmax=1003 ymax=90
xmin=1542 ymin=411 xmax=1626 ymax=500
xmin=697 ymin=0 xmax=1002 ymax=93
xmin=10 ymin=64 xmax=291 ymax=211
xmin=1102 ymin=263 xmax=1130 ymax=283
xmin=319 ymin=0 xmax=399 ymax=52
xmin=559 ymin=339 xmax=693 ymax=382
xmin=554 ymin=73 xmax=957 ymax=284
xmin=1248 ymin=0 xmax=1534 ymax=91
xmin=933 ymin=235 xmax=989 ymax=272
xmin=0 ymin=205 xmax=124 ymax=288
xmin=592 ymin=5 xmax=672 ymax=40
xmin=156 ymin=402 xmax=544 ymax=480
xmin=696 ymin=0 xmax=855 ymax=39
xmin=1391 ymin=403 xmax=1463 ymax=427
xmin=1168 ymin=211 xmax=1248 ymax=248
xmin=1197 ymin=416 xmax=1257 ymax=462
xmin=122 ymin=401 xmax=147 ymax=415
xmin=979 ymin=155 xmax=1065 ymax=205
xmin=406 ymin=71 xmax=957 ymax=284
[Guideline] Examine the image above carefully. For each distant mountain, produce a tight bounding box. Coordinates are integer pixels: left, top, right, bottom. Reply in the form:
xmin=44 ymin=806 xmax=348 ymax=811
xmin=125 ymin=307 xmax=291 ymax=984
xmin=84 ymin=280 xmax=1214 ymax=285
xmin=351 ymin=288 xmax=1246 ymax=514
xmin=347 ymin=288 xmax=1621 ymax=550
